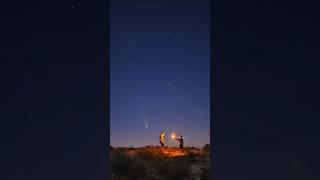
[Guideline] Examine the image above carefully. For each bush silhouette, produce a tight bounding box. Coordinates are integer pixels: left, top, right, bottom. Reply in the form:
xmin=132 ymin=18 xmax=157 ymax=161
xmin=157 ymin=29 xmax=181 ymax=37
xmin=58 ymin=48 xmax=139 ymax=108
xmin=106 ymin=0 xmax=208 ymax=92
xmin=202 ymin=144 xmax=210 ymax=152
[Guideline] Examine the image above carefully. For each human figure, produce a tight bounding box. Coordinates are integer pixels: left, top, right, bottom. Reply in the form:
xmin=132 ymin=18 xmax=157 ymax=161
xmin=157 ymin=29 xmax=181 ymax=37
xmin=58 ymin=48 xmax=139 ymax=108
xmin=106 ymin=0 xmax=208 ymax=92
xmin=159 ymin=131 xmax=165 ymax=149
xmin=176 ymin=135 xmax=184 ymax=155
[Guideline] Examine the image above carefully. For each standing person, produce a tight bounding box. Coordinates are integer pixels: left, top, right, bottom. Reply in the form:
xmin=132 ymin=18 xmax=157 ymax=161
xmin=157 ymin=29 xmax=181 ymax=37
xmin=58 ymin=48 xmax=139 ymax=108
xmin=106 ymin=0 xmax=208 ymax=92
xmin=159 ymin=131 xmax=165 ymax=149
xmin=176 ymin=135 xmax=184 ymax=155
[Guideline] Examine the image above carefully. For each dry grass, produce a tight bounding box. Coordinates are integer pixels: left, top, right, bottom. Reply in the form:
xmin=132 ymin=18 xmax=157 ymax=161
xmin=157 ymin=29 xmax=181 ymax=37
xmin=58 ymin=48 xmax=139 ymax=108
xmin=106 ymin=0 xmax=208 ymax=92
xmin=111 ymin=145 xmax=210 ymax=180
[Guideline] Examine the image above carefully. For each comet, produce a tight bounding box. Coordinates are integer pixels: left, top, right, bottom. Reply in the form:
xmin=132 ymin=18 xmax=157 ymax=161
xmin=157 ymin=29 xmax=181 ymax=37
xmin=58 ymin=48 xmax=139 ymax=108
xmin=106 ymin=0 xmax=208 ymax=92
xmin=136 ymin=95 xmax=150 ymax=129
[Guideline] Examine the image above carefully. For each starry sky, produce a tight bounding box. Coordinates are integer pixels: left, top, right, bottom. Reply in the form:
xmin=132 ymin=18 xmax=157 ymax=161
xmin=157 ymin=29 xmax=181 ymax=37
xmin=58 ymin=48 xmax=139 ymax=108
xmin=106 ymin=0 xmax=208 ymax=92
xmin=110 ymin=0 xmax=210 ymax=147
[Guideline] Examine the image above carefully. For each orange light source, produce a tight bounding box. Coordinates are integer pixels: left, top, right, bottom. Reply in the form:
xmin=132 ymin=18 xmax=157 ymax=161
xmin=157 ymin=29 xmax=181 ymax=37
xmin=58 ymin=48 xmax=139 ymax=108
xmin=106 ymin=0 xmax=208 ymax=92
xmin=171 ymin=134 xmax=176 ymax=139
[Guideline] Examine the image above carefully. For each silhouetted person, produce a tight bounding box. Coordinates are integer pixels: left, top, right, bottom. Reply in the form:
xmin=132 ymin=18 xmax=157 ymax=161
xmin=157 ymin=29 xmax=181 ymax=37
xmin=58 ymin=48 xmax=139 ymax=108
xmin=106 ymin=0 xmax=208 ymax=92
xmin=175 ymin=135 xmax=184 ymax=156
xmin=176 ymin=135 xmax=184 ymax=151
xmin=159 ymin=131 xmax=165 ymax=149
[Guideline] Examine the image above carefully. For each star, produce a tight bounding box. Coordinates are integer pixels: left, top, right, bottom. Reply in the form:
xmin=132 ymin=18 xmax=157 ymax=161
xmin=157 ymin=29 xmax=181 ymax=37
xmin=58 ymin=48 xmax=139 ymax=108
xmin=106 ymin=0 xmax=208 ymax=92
xmin=71 ymin=5 xmax=75 ymax=9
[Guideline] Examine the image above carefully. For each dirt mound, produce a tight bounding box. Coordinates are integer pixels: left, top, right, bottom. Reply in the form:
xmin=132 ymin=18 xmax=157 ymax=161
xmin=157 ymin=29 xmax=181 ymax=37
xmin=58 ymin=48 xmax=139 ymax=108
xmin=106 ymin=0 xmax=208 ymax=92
xmin=121 ymin=146 xmax=201 ymax=158
xmin=111 ymin=146 xmax=210 ymax=179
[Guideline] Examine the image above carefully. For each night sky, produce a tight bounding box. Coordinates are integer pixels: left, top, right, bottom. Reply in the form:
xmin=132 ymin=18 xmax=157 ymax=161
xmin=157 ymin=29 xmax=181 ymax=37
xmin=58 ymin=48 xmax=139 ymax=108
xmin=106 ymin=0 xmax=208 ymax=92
xmin=110 ymin=0 xmax=210 ymax=147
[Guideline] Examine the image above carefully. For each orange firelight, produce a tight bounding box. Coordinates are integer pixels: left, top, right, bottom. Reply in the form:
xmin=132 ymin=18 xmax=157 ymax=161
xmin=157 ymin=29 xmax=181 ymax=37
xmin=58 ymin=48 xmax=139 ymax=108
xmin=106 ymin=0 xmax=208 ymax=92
xmin=171 ymin=134 xmax=176 ymax=139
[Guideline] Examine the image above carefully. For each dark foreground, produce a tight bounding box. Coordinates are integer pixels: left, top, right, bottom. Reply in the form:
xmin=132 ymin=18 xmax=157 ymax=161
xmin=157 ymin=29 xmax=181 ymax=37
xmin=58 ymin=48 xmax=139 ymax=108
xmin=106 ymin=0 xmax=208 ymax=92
xmin=111 ymin=145 xmax=210 ymax=180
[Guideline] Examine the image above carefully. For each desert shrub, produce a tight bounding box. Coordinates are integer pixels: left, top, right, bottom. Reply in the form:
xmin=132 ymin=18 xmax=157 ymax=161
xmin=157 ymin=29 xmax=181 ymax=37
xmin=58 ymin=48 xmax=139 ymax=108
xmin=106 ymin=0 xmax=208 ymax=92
xmin=166 ymin=159 xmax=191 ymax=180
xmin=200 ymin=166 xmax=210 ymax=180
xmin=151 ymin=157 xmax=192 ymax=180
xmin=114 ymin=147 xmax=128 ymax=153
xmin=199 ymin=146 xmax=210 ymax=180
xmin=111 ymin=150 xmax=147 ymax=180
xmin=185 ymin=151 xmax=199 ymax=163
xmin=151 ymin=159 xmax=171 ymax=178
xmin=202 ymin=144 xmax=210 ymax=152
xmin=201 ymin=144 xmax=210 ymax=159
xmin=111 ymin=150 xmax=132 ymax=178
xmin=126 ymin=158 xmax=148 ymax=179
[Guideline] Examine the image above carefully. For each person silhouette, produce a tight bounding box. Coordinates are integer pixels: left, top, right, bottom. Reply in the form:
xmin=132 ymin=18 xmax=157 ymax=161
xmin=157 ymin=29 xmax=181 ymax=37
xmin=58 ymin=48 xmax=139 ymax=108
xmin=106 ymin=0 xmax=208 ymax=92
xmin=176 ymin=135 xmax=184 ymax=155
xmin=159 ymin=131 xmax=165 ymax=149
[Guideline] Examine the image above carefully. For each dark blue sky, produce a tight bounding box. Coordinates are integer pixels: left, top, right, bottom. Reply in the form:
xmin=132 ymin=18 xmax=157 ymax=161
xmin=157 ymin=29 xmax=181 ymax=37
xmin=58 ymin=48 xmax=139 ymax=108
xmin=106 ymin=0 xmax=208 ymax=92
xmin=110 ymin=0 xmax=210 ymax=147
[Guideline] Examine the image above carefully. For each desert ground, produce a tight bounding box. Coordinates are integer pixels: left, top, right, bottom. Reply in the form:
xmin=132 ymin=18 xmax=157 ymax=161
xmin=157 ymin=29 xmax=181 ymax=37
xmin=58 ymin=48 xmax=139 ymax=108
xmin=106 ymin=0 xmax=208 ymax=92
xmin=111 ymin=145 xmax=210 ymax=180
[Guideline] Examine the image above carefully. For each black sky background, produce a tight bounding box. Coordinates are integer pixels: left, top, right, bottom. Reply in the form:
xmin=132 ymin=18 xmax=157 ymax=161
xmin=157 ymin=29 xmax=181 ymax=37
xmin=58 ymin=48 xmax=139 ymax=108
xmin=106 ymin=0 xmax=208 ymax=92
xmin=0 ymin=0 xmax=319 ymax=180
xmin=1 ymin=1 xmax=109 ymax=179
xmin=212 ymin=0 xmax=320 ymax=179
